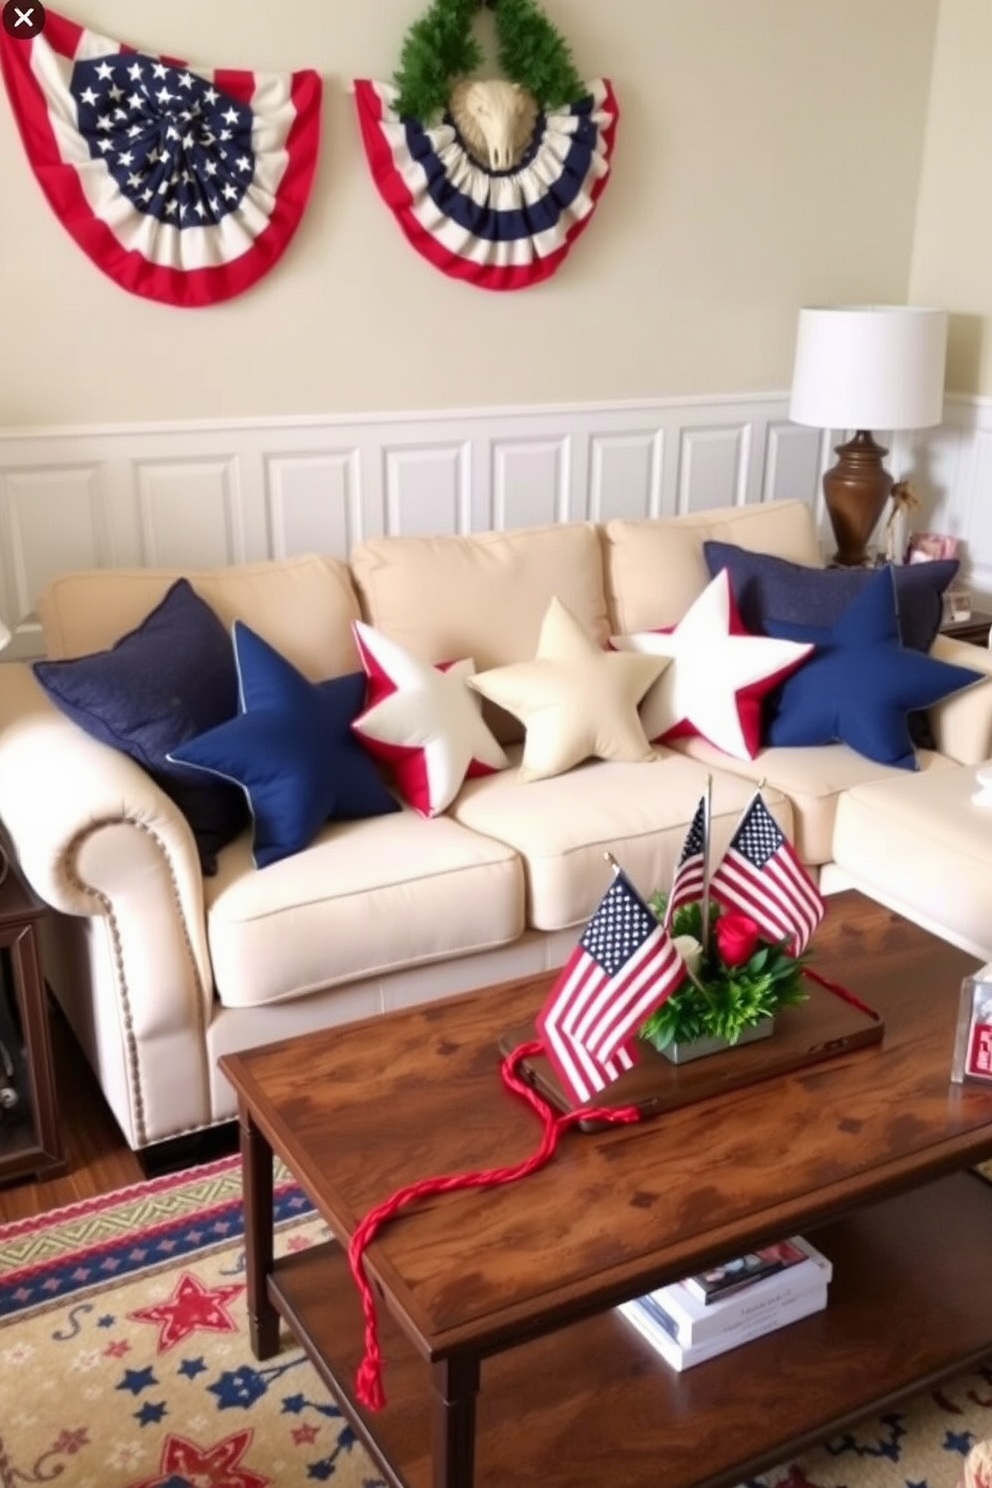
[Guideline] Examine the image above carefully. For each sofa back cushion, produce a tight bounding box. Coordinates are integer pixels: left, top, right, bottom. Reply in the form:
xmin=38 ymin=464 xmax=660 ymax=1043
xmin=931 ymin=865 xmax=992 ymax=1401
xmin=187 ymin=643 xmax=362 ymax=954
xmin=604 ymin=500 xmax=822 ymax=636
xmin=38 ymin=554 xmax=362 ymax=680
xmin=350 ymin=523 xmax=610 ymax=740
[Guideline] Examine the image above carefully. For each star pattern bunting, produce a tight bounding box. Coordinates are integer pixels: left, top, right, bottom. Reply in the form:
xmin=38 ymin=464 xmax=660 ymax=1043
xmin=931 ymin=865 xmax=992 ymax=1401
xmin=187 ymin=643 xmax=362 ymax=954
xmin=71 ymin=53 xmax=255 ymax=228
xmin=0 ymin=7 xmax=321 ymax=305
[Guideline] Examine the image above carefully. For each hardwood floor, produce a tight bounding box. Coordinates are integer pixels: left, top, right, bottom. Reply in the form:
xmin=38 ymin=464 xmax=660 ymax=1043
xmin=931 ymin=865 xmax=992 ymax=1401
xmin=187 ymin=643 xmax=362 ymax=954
xmin=0 ymin=999 xmax=236 ymax=1223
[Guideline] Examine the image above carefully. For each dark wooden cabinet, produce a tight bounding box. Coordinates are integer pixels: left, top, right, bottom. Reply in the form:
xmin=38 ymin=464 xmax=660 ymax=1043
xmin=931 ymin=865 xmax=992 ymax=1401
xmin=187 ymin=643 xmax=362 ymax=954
xmin=941 ymin=608 xmax=992 ymax=647
xmin=0 ymin=861 xmax=64 ymax=1184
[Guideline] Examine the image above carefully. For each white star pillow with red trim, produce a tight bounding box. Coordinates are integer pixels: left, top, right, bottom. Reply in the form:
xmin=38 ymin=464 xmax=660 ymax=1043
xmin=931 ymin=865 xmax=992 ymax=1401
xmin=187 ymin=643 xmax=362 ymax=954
xmin=611 ymin=569 xmax=814 ymax=760
xmin=351 ymin=622 xmax=508 ymax=817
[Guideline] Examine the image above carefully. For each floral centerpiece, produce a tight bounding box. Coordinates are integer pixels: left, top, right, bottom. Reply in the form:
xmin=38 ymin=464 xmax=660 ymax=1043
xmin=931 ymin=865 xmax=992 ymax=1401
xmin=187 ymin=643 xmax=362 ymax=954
xmin=638 ymin=892 xmax=810 ymax=1057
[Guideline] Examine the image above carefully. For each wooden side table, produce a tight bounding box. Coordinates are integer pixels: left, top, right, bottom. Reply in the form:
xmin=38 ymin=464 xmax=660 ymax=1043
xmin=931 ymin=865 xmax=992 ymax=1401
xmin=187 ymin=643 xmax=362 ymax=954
xmin=941 ymin=609 xmax=992 ymax=648
xmin=0 ymin=858 xmax=64 ymax=1184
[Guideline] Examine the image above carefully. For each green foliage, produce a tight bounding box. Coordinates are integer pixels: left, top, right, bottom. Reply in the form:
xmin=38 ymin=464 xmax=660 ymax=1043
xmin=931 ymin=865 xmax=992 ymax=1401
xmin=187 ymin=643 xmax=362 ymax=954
xmin=392 ymin=0 xmax=587 ymax=123
xmin=639 ymin=895 xmax=810 ymax=1053
xmin=494 ymin=0 xmax=586 ymax=108
xmin=393 ymin=0 xmax=482 ymax=121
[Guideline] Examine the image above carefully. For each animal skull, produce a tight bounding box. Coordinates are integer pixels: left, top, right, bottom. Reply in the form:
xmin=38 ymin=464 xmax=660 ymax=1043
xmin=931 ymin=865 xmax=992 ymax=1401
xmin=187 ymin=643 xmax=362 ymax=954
xmin=448 ymin=78 xmax=539 ymax=171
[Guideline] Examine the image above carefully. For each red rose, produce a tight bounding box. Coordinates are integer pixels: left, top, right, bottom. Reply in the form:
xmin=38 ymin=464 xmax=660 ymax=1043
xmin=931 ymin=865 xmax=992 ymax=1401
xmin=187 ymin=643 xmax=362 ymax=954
xmin=714 ymin=910 xmax=760 ymax=967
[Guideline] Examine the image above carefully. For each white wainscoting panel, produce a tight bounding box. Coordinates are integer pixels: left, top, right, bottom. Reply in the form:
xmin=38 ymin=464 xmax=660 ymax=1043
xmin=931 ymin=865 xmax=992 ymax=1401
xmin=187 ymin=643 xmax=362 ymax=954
xmin=676 ymin=424 xmax=750 ymax=514
xmin=492 ymin=436 xmax=570 ymax=530
xmin=20 ymin=391 xmax=991 ymax=655
xmin=265 ymin=450 xmax=361 ymax=560
xmin=588 ymin=429 xmax=664 ymax=522
xmin=135 ymin=457 xmax=245 ymax=569
xmin=383 ymin=440 xmax=471 ymax=538
xmin=897 ymin=395 xmax=992 ymax=605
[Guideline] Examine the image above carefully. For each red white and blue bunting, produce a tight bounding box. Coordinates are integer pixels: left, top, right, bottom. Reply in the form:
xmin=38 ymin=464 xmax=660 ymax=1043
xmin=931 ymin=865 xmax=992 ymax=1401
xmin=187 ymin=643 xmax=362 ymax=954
xmin=354 ymin=76 xmax=618 ymax=292
xmin=0 ymin=8 xmax=322 ymax=306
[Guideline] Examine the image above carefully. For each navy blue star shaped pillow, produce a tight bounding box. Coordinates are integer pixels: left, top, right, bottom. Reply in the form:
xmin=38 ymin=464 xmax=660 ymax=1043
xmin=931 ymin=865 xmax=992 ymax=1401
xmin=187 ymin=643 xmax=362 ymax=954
xmin=762 ymin=565 xmax=981 ymax=770
xmin=168 ymin=622 xmax=400 ymax=868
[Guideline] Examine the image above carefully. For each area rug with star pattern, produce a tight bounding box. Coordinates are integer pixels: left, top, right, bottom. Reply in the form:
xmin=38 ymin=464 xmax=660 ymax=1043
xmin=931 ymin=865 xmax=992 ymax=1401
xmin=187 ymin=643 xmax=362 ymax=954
xmin=0 ymin=1154 xmax=990 ymax=1488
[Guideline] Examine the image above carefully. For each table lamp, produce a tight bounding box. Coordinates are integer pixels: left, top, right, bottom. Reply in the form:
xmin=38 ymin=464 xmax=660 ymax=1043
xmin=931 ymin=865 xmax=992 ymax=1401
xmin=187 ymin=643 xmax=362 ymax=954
xmin=789 ymin=305 xmax=948 ymax=567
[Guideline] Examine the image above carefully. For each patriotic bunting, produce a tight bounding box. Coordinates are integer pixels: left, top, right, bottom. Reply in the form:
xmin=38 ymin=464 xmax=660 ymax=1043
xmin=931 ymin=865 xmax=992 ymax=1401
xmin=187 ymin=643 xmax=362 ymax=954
xmin=0 ymin=7 xmax=322 ymax=306
xmin=353 ymin=75 xmax=618 ymax=291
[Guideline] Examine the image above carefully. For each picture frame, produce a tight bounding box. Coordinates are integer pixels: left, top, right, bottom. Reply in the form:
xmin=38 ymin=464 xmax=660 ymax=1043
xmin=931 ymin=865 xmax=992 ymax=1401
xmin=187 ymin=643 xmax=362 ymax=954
xmin=950 ymin=969 xmax=992 ymax=1084
xmin=906 ymin=531 xmax=959 ymax=564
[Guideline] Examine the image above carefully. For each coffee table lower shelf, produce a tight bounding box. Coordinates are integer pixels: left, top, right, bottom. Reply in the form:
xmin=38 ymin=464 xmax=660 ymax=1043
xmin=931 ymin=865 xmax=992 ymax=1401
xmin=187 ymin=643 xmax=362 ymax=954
xmin=268 ymin=1170 xmax=992 ymax=1488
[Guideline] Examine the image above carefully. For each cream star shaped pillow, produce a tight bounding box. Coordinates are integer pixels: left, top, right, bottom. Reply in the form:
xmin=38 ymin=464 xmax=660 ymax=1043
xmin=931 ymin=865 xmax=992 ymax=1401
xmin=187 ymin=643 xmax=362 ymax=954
xmin=467 ymin=597 xmax=668 ymax=783
xmin=612 ymin=569 xmax=814 ymax=760
xmin=351 ymin=622 xmax=508 ymax=817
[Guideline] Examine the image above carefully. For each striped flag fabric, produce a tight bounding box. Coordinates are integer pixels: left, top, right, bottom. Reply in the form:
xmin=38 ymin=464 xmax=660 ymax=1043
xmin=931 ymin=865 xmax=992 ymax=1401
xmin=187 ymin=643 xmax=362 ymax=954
xmin=0 ymin=6 xmax=321 ymax=306
xmin=352 ymin=77 xmax=618 ymax=292
xmin=709 ymin=794 xmax=824 ymax=956
xmin=536 ymin=869 xmax=685 ymax=1104
xmin=664 ymin=794 xmax=709 ymax=929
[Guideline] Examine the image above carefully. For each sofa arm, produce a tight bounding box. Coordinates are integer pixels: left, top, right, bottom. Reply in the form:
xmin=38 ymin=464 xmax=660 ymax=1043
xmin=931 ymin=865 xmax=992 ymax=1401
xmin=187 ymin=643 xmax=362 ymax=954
xmin=928 ymin=636 xmax=992 ymax=764
xmin=0 ymin=663 xmax=214 ymax=1065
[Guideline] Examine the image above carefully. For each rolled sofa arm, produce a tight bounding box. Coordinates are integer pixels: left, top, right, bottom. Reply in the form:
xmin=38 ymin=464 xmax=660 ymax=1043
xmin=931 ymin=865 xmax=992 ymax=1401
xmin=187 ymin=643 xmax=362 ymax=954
xmin=928 ymin=635 xmax=992 ymax=764
xmin=0 ymin=662 xmax=216 ymax=1146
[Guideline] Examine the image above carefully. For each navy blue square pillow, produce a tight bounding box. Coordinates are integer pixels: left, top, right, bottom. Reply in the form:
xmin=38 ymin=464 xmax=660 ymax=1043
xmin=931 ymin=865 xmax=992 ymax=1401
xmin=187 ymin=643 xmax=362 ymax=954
xmin=702 ymin=543 xmax=958 ymax=653
xmin=34 ymin=579 xmax=246 ymax=873
xmin=703 ymin=543 xmax=960 ymax=748
xmin=168 ymin=622 xmax=400 ymax=869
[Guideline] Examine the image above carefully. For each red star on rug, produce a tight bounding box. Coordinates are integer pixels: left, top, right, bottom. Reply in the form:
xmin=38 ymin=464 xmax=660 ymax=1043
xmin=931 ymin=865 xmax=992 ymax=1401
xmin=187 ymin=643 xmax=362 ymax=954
xmin=126 ymin=1428 xmax=265 ymax=1488
xmin=128 ymin=1271 xmax=246 ymax=1353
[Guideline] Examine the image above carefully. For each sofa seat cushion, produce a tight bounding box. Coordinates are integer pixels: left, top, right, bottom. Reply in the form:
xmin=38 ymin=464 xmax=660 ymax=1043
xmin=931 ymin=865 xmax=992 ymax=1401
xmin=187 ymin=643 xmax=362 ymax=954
xmin=450 ymin=747 xmax=794 ymax=931
xmin=205 ymin=812 xmax=525 ymax=1009
xmin=38 ymin=554 xmax=362 ymax=681
xmin=832 ymin=763 xmax=992 ymax=960
xmin=663 ymin=736 xmax=959 ymax=866
xmin=350 ymin=522 xmax=609 ymax=742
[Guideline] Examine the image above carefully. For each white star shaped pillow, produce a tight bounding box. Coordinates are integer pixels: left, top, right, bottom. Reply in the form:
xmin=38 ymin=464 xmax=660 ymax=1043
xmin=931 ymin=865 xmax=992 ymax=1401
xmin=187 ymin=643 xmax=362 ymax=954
xmin=351 ymin=622 xmax=508 ymax=817
xmin=611 ymin=569 xmax=814 ymax=760
xmin=467 ymin=597 xmax=668 ymax=782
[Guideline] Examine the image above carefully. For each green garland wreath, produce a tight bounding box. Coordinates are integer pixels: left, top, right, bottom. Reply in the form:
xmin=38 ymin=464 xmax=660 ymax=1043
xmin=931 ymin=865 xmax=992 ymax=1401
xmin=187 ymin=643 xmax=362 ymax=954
xmin=392 ymin=0 xmax=586 ymax=122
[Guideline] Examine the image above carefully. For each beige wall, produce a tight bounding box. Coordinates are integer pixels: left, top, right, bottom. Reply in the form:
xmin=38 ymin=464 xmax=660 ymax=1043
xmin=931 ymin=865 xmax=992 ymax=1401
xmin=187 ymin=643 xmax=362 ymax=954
xmin=0 ymin=0 xmax=937 ymax=425
xmin=910 ymin=0 xmax=991 ymax=396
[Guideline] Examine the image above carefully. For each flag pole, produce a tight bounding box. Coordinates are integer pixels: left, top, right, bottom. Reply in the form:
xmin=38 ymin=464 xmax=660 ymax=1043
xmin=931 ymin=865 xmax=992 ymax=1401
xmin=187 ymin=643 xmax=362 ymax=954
xmin=603 ymin=850 xmax=622 ymax=878
xmin=700 ymin=774 xmax=713 ymax=946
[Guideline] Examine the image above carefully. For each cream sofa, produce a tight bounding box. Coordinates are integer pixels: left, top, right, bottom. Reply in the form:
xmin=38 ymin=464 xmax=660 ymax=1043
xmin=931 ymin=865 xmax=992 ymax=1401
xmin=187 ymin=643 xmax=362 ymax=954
xmin=2 ymin=499 xmax=991 ymax=1153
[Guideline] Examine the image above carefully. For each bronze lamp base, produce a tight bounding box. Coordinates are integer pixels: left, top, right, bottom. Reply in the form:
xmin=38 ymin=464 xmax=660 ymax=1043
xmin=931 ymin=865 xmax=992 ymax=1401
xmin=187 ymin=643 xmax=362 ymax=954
xmin=822 ymin=430 xmax=893 ymax=567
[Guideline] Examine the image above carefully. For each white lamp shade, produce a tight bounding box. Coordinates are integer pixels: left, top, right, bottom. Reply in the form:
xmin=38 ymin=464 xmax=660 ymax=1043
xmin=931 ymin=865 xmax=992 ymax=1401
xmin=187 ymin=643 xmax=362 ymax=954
xmin=789 ymin=305 xmax=948 ymax=432
xmin=0 ymin=620 xmax=9 ymax=652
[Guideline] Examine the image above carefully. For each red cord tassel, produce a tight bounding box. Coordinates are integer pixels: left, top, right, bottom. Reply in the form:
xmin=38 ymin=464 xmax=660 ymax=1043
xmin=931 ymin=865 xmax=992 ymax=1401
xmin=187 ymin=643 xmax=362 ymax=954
xmin=802 ymin=965 xmax=881 ymax=1021
xmin=346 ymin=1038 xmax=641 ymax=1411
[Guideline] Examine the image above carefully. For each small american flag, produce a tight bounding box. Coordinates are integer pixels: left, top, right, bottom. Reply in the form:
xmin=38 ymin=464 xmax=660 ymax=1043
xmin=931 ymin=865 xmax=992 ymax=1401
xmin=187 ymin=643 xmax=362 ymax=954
xmin=537 ymin=870 xmax=685 ymax=1104
xmin=710 ymin=794 xmax=824 ymax=956
xmin=665 ymin=795 xmax=709 ymax=929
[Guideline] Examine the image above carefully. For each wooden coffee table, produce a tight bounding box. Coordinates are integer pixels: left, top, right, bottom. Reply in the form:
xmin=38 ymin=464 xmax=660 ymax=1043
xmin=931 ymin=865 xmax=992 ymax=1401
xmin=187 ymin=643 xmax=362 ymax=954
xmin=220 ymin=891 xmax=992 ymax=1488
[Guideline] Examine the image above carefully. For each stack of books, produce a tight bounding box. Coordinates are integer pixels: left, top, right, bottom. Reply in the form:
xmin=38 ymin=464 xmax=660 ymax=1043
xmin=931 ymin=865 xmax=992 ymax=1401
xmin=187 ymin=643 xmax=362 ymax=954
xmin=618 ymin=1235 xmax=832 ymax=1371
